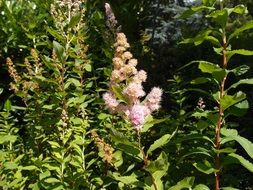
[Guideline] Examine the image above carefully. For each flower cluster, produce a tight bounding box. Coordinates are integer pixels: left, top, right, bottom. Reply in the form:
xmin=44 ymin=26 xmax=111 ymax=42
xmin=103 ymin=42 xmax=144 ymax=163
xmin=103 ymin=32 xmax=162 ymax=130
xmin=51 ymin=0 xmax=84 ymax=34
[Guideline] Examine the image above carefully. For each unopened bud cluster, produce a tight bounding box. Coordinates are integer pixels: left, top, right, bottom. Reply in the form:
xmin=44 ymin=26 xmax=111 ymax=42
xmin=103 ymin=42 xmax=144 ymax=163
xmin=103 ymin=33 xmax=162 ymax=130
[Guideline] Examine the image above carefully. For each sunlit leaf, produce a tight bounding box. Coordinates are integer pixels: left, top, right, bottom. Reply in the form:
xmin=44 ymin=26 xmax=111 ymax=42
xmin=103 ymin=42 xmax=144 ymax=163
xmin=220 ymin=91 xmax=246 ymax=111
xmin=168 ymin=177 xmax=195 ymax=190
xmin=147 ymin=133 xmax=174 ymax=155
xmin=228 ymin=20 xmax=253 ymax=42
xmin=194 ymin=184 xmax=210 ymax=190
xmin=193 ymin=161 xmax=217 ymax=174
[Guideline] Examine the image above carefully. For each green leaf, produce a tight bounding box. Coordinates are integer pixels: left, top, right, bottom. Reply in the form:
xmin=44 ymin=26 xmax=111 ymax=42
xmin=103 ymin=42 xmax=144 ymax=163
xmin=0 ymin=135 xmax=17 ymax=144
xmin=174 ymin=133 xmax=215 ymax=146
xmin=178 ymin=147 xmax=212 ymax=163
xmin=21 ymin=165 xmax=38 ymax=170
xmin=4 ymin=99 xmax=12 ymax=111
xmin=193 ymin=161 xmax=217 ymax=174
xmin=198 ymin=61 xmax=220 ymax=73
xmin=202 ymin=0 xmax=216 ymax=7
xmin=227 ymin=153 xmax=253 ymax=173
xmin=221 ymin=187 xmax=240 ymax=190
xmin=142 ymin=116 xmax=167 ymax=132
xmin=220 ymin=91 xmax=246 ymax=111
xmin=109 ymin=172 xmax=138 ymax=185
xmin=4 ymin=162 xmax=18 ymax=170
xmin=64 ymin=78 xmax=82 ymax=89
xmin=145 ymin=151 xmax=169 ymax=174
xmin=212 ymin=147 xmax=236 ymax=154
xmin=231 ymin=4 xmax=247 ymax=15
xmin=44 ymin=178 xmax=61 ymax=183
xmin=180 ymin=30 xmax=220 ymax=46
xmin=39 ymin=170 xmax=51 ymax=180
xmin=206 ymin=9 xmax=228 ymax=28
xmin=194 ymin=184 xmax=210 ymax=190
xmin=231 ymin=65 xmax=250 ymax=76
xmin=147 ymin=133 xmax=173 ymax=155
xmin=221 ymin=129 xmax=253 ymax=159
xmin=53 ymin=41 xmax=66 ymax=63
xmin=198 ymin=61 xmax=225 ymax=82
xmin=227 ymin=78 xmax=253 ymax=91
xmin=84 ymin=64 xmax=92 ymax=72
xmin=112 ymin=150 xmax=123 ymax=168
xmin=227 ymin=49 xmax=253 ymax=61
xmin=228 ymin=20 xmax=253 ymax=42
xmin=168 ymin=177 xmax=195 ymax=190
xmin=179 ymin=6 xmax=215 ymax=19
xmin=69 ymin=12 xmax=81 ymax=28
xmin=111 ymin=85 xmax=128 ymax=103
xmin=191 ymin=77 xmax=211 ymax=84
xmin=47 ymin=27 xmax=64 ymax=42
xmin=226 ymin=100 xmax=248 ymax=117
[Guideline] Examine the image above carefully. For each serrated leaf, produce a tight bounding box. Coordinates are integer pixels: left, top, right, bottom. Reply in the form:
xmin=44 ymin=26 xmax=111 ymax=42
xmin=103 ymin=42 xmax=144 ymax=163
xmin=220 ymin=91 xmax=246 ymax=111
xmin=228 ymin=20 xmax=253 ymax=42
xmin=227 ymin=49 xmax=253 ymax=61
xmin=231 ymin=65 xmax=250 ymax=76
xmin=169 ymin=177 xmax=195 ymax=190
xmin=198 ymin=61 xmax=226 ymax=82
xmin=221 ymin=129 xmax=253 ymax=159
xmin=207 ymin=9 xmax=228 ymax=28
xmin=227 ymin=153 xmax=253 ymax=173
xmin=227 ymin=78 xmax=253 ymax=91
xmin=147 ymin=134 xmax=173 ymax=155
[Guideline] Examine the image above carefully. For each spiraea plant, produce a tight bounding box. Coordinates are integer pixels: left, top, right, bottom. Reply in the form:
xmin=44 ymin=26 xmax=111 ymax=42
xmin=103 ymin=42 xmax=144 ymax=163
xmin=100 ymin=3 xmax=178 ymax=190
xmin=4 ymin=0 xmax=100 ymax=189
xmin=176 ymin=0 xmax=253 ymax=189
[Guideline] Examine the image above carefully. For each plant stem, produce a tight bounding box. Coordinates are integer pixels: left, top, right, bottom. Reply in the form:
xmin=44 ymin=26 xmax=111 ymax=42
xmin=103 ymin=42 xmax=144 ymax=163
xmin=215 ymin=29 xmax=227 ymax=190
xmin=137 ymin=130 xmax=158 ymax=190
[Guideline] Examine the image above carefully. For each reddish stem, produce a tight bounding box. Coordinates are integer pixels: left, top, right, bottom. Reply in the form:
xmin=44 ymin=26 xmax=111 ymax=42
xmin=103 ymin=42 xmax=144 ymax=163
xmin=215 ymin=32 xmax=227 ymax=190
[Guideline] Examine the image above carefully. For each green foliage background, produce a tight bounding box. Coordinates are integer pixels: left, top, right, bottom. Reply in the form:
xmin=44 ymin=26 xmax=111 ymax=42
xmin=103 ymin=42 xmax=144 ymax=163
xmin=1 ymin=0 xmax=253 ymax=189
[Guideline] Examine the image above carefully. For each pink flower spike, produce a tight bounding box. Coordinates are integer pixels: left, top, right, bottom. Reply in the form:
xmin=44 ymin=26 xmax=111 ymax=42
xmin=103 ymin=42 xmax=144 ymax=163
xmin=103 ymin=92 xmax=119 ymax=112
xmin=145 ymin=87 xmax=163 ymax=112
xmin=123 ymin=82 xmax=145 ymax=100
xmin=129 ymin=104 xmax=150 ymax=130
